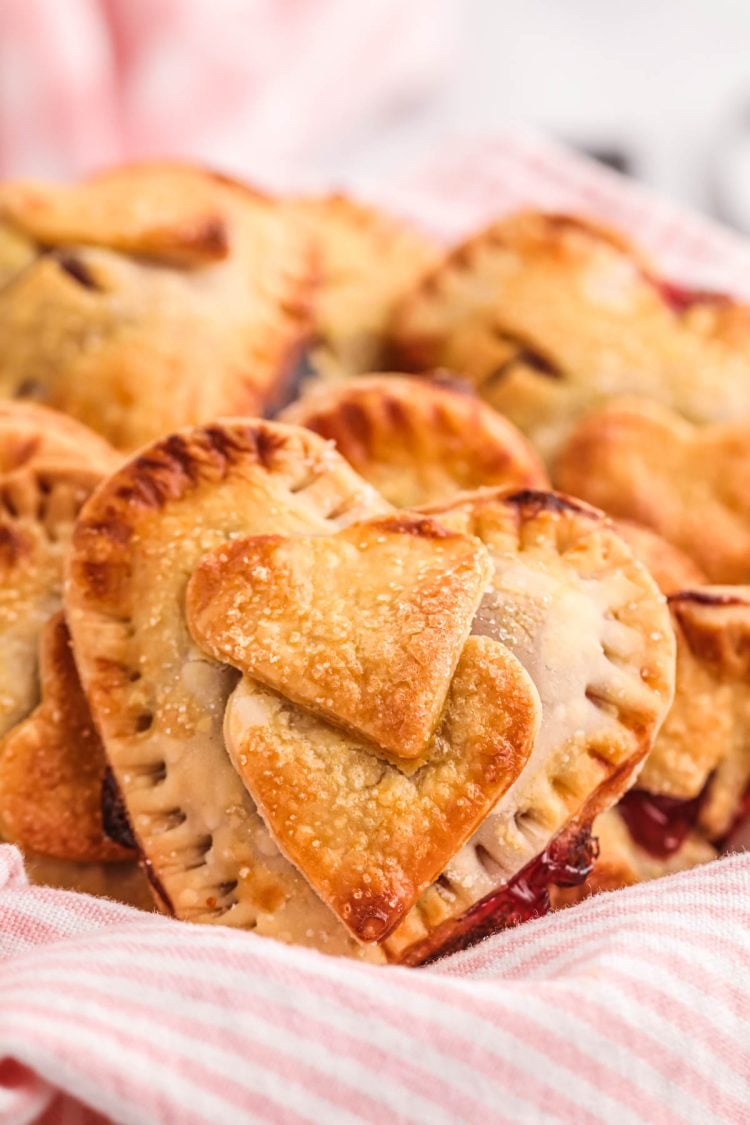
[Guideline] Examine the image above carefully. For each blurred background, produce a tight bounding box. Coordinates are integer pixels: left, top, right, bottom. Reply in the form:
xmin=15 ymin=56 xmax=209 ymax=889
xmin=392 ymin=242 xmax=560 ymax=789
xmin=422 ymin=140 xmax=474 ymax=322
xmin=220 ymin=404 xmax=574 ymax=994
xmin=2 ymin=0 xmax=750 ymax=231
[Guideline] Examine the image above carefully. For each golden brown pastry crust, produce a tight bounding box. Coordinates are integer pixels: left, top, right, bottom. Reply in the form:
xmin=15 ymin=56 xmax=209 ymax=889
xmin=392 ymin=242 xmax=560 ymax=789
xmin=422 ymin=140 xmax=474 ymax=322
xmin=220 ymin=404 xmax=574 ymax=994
xmin=0 ymin=613 xmax=130 ymax=861
xmin=66 ymin=419 xmax=396 ymax=958
xmin=389 ymin=211 xmax=750 ymax=461
xmin=0 ymin=405 xmax=117 ymax=734
xmin=645 ymin=589 xmax=750 ymax=837
xmin=0 ymin=163 xmax=314 ymax=448
xmin=293 ymin=195 xmax=438 ymax=377
xmin=0 ymin=465 xmax=104 ymax=738
xmin=0 ymin=408 xmax=121 ymax=862
xmin=0 ymin=401 xmax=118 ymax=476
xmin=224 ymin=636 xmax=537 ymax=942
xmin=613 ymin=519 xmax=707 ymax=594
xmin=561 ymin=587 xmax=750 ymax=905
xmin=282 ymin=373 xmax=548 ymax=507
xmin=187 ymin=516 xmax=493 ymax=761
xmin=383 ymin=489 xmax=676 ymax=959
xmin=554 ymin=397 xmax=750 ymax=583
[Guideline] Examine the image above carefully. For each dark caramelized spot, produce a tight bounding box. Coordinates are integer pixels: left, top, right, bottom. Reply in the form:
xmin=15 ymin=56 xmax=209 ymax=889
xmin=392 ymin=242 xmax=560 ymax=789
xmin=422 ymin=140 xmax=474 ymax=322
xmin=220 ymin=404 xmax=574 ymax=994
xmin=0 ymin=523 xmax=31 ymax=564
xmin=135 ymin=711 xmax=154 ymax=733
xmin=100 ymin=767 xmax=137 ymax=850
xmin=54 ymin=252 xmax=99 ymax=291
xmin=161 ymin=434 xmax=203 ymax=485
xmin=482 ymin=331 xmax=563 ymax=389
xmin=399 ymin=825 xmax=598 ymax=966
xmin=254 ymin=425 xmax=290 ymax=470
xmin=14 ymin=379 xmax=45 ymax=400
xmin=505 ymin=489 xmax=600 ymax=522
xmin=338 ymin=401 xmax=373 ymax=449
xmin=373 ymin=515 xmax=459 ymax=540
xmin=264 ymin=340 xmax=318 ymax=417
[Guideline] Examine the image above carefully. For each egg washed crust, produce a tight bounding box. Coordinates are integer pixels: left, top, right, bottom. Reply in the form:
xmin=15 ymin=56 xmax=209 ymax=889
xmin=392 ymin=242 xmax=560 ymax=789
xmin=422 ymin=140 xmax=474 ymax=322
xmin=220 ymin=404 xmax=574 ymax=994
xmin=385 ymin=489 xmax=676 ymax=961
xmin=0 ymin=162 xmax=315 ymax=448
xmin=65 ymin=418 xmax=396 ymax=959
xmin=389 ymin=211 xmax=750 ymax=461
xmin=282 ymin=372 xmax=547 ymax=507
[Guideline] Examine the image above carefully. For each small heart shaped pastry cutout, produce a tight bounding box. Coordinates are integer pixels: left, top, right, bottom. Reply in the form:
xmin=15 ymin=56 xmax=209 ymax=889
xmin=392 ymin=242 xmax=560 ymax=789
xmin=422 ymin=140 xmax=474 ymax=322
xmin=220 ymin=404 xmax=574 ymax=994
xmin=224 ymin=636 xmax=539 ymax=941
xmin=187 ymin=515 xmax=493 ymax=759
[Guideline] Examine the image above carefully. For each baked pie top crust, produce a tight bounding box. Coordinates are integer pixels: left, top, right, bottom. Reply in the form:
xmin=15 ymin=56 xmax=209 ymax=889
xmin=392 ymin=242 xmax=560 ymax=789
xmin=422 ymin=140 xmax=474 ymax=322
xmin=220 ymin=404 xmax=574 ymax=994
xmin=0 ymin=401 xmax=118 ymax=476
xmin=0 ymin=163 xmax=314 ymax=448
xmin=187 ymin=515 xmax=493 ymax=760
xmin=282 ymin=373 xmax=547 ymax=507
xmin=554 ymin=397 xmax=750 ymax=583
xmin=613 ymin=519 xmax=707 ymax=594
xmin=222 ymin=635 xmax=537 ymax=942
xmin=293 ymin=195 xmax=438 ymax=377
xmin=389 ymin=211 xmax=750 ymax=460
xmin=382 ymin=488 xmax=676 ymax=959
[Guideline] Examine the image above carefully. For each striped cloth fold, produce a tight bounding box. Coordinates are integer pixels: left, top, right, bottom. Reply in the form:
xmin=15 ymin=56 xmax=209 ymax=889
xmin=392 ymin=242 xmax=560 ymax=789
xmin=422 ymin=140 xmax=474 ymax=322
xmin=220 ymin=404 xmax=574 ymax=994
xmin=1 ymin=845 xmax=749 ymax=1124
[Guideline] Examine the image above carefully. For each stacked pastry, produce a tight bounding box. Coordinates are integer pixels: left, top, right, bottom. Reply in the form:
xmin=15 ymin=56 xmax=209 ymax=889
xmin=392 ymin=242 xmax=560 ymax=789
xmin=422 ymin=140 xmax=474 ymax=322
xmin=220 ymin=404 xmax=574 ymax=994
xmin=0 ymin=162 xmax=744 ymax=962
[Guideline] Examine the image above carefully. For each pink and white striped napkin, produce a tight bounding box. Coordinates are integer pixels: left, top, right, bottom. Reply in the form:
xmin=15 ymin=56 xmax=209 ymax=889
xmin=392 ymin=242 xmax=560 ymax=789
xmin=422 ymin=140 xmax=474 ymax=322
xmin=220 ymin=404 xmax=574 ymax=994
xmin=1 ymin=76 xmax=750 ymax=1125
xmin=2 ymin=844 xmax=749 ymax=1124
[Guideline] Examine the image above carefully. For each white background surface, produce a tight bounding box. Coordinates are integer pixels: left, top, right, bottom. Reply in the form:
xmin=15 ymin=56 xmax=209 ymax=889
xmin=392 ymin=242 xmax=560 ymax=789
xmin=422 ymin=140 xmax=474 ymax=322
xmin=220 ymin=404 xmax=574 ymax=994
xmin=321 ymin=0 xmax=750 ymax=230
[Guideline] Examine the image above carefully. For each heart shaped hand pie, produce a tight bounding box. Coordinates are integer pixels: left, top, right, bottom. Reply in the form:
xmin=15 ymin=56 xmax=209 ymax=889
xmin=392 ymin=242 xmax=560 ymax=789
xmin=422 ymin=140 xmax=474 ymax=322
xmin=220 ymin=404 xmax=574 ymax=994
xmin=0 ymin=163 xmax=313 ymax=448
xmin=385 ymin=488 xmax=676 ymax=961
xmin=187 ymin=516 xmax=493 ymax=760
xmin=554 ymin=397 xmax=750 ymax=583
xmin=389 ymin=211 xmax=750 ymax=461
xmin=282 ymin=373 xmax=547 ymax=508
xmin=67 ymin=420 xmax=397 ymax=959
xmin=64 ymin=418 xmax=540 ymax=955
xmin=66 ymin=420 xmax=674 ymax=962
xmin=223 ymin=636 xmax=536 ymax=942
